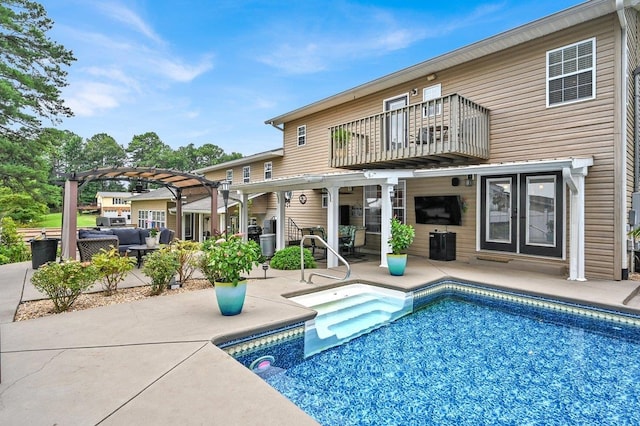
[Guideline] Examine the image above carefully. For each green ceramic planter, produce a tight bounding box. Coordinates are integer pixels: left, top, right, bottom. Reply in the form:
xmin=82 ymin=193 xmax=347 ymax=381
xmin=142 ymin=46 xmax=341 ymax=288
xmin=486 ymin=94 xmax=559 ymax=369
xmin=214 ymin=280 xmax=247 ymax=316
xmin=387 ymin=253 xmax=408 ymax=276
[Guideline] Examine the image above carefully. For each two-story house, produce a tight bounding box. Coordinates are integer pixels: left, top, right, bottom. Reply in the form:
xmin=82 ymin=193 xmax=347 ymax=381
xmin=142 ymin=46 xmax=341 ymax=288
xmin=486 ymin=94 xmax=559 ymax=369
xmin=198 ymin=0 xmax=640 ymax=281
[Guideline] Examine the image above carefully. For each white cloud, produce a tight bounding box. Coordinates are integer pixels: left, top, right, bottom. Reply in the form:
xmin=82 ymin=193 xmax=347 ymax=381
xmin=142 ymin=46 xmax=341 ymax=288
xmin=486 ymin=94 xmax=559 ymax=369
xmin=96 ymin=2 xmax=164 ymax=45
xmin=148 ymin=55 xmax=215 ymax=82
xmin=84 ymin=66 xmax=141 ymax=93
xmin=64 ymin=82 xmax=125 ymax=116
xmin=257 ymin=2 xmax=506 ymax=74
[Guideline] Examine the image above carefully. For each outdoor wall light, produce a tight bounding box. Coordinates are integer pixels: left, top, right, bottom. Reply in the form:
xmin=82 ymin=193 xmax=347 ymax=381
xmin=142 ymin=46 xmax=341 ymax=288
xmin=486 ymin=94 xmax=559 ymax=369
xmin=426 ymin=73 xmax=437 ymax=81
xmin=465 ymin=174 xmax=474 ymax=187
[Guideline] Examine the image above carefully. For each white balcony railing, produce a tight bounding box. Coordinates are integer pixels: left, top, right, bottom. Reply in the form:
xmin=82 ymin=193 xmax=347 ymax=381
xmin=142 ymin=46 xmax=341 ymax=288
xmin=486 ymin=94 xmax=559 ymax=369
xmin=329 ymin=94 xmax=489 ymax=169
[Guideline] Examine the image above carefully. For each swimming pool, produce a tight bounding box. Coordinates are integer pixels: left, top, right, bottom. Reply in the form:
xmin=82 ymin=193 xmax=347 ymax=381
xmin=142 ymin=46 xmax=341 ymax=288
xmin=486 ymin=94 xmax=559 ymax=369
xmin=221 ymin=281 xmax=640 ymax=424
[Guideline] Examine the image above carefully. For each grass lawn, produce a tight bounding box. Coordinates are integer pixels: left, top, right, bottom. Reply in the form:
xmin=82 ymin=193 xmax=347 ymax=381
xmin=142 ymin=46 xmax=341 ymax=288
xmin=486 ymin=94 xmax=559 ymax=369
xmin=35 ymin=213 xmax=98 ymax=228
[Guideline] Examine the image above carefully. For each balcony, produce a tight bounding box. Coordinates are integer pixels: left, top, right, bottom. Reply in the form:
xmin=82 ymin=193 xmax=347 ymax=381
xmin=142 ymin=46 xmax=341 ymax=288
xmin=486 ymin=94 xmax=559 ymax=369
xmin=329 ymin=94 xmax=490 ymax=169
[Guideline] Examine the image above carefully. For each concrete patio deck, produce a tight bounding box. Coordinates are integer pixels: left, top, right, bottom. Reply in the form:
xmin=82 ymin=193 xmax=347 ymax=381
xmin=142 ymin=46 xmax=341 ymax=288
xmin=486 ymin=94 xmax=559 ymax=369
xmin=1 ymin=256 xmax=640 ymax=425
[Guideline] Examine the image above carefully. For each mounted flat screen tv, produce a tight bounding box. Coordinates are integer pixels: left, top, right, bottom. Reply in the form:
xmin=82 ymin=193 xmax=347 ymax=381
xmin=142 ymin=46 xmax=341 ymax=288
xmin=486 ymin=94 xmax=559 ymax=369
xmin=414 ymin=195 xmax=462 ymax=226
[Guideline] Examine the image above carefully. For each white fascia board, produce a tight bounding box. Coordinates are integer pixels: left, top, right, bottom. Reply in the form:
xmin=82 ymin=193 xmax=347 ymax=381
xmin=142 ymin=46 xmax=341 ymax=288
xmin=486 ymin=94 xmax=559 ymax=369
xmin=412 ymin=158 xmax=594 ymax=178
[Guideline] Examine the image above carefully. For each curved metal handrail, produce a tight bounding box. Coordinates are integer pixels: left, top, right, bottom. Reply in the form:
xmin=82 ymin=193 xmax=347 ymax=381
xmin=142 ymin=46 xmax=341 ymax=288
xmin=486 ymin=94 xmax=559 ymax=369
xmin=300 ymin=235 xmax=351 ymax=284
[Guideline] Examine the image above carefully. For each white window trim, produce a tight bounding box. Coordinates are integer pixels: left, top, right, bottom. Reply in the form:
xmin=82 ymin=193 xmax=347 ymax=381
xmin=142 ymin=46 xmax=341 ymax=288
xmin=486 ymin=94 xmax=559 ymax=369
xmin=297 ymin=125 xmax=306 ymax=146
xmin=546 ymin=37 xmax=596 ymax=108
xmin=226 ymin=169 xmax=233 ymax=183
xmin=243 ymin=166 xmax=250 ymax=183
xmin=422 ymin=84 xmax=442 ymax=117
xmin=264 ymin=161 xmax=273 ymax=180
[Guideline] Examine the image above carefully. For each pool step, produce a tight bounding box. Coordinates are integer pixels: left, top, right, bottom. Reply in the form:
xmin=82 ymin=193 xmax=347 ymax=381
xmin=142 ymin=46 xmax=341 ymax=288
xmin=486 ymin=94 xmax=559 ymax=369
xmin=304 ymin=294 xmax=411 ymax=356
xmin=314 ymin=298 xmax=401 ymax=339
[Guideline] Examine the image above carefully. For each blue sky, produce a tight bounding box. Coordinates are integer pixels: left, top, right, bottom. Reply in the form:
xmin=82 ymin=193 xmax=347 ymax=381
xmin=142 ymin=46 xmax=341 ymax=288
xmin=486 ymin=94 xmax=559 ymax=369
xmin=40 ymin=0 xmax=583 ymax=156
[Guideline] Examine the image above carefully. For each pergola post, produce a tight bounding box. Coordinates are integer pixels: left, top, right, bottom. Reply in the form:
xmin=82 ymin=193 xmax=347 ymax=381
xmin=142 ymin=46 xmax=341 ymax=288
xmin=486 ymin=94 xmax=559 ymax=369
xmin=61 ymin=179 xmax=78 ymax=260
xmin=175 ymin=188 xmax=183 ymax=240
xmin=210 ymin=185 xmax=219 ymax=237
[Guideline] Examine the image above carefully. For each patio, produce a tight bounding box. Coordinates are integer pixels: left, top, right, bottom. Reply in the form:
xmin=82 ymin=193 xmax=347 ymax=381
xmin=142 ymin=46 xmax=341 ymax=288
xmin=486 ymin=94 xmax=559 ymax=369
xmin=1 ymin=257 xmax=639 ymax=424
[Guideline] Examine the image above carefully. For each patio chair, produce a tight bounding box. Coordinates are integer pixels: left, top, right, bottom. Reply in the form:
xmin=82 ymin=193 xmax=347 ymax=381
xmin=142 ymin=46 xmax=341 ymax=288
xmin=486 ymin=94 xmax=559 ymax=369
xmin=77 ymin=236 xmax=119 ymax=262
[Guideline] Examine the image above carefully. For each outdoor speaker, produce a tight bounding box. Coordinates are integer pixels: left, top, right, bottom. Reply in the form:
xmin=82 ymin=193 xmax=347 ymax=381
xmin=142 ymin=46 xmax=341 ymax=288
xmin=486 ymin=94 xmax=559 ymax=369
xmin=451 ymin=177 xmax=460 ymax=186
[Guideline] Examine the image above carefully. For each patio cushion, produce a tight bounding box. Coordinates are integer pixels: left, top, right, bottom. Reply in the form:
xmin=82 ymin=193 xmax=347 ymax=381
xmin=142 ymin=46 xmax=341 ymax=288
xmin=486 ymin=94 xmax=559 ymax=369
xmin=110 ymin=228 xmax=146 ymax=245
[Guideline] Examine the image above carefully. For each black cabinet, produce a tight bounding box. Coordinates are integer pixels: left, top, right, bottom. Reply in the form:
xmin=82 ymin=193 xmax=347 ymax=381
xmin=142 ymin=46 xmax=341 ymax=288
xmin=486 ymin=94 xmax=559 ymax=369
xmin=429 ymin=232 xmax=456 ymax=261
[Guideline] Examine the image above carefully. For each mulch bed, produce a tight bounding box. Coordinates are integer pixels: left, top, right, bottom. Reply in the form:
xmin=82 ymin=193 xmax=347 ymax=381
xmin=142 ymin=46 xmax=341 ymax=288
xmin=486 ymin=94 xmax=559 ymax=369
xmin=15 ymin=278 xmax=212 ymax=322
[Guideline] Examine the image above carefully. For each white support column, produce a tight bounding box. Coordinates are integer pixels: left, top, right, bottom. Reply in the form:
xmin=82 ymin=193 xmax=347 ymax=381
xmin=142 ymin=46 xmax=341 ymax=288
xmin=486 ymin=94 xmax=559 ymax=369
xmin=326 ymin=186 xmax=340 ymax=268
xmin=379 ymin=179 xmax=397 ymax=267
xmin=275 ymin=191 xmax=286 ymax=250
xmin=564 ymin=167 xmax=587 ymax=281
xmin=238 ymin=191 xmax=249 ymax=241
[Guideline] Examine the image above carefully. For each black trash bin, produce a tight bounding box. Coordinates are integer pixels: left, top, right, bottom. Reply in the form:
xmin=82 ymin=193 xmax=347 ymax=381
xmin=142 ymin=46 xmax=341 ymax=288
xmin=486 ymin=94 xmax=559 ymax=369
xmin=30 ymin=238 xmax=60 ymax=269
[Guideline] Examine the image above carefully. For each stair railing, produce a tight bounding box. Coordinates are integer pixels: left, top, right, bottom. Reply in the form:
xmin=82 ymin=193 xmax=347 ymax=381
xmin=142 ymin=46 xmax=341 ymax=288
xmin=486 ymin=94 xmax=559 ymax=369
xmin=300 ymin=235 xmax=351 ymax=284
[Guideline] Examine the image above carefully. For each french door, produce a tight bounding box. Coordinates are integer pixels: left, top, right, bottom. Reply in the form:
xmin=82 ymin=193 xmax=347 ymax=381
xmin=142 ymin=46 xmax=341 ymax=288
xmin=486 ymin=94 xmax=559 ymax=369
xmin=480 ymin=172 xmax=563 ymax=257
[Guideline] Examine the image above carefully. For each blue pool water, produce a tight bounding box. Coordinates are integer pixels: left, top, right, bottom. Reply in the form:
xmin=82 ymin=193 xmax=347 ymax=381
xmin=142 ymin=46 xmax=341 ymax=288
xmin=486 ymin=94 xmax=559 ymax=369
xmin=262 ymin=298 xmax=640 ymax=425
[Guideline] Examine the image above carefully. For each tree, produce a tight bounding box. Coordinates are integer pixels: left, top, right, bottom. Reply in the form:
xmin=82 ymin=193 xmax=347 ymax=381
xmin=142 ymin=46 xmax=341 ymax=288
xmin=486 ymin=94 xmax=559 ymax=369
xmin=126 ymin=132 xmax=173 ymax=167
xmin=0 ymin=0 xmax=75 ymax=139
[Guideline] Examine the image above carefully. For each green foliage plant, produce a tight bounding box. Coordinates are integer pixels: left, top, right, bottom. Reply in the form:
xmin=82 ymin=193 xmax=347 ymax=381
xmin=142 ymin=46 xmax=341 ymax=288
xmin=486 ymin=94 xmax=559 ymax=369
xmin=91 ymin=247 xmax=136 ymax=295
xmin=200 ymin=234 xmax=261 ymax=286
xmin=0 ymin=216 xmax=30 ymax=264
xmin=141 ymin=246 xmax=179 ymax=295
xmin=31 ymin=260 xmax=99 ymax=313
xmin=270 ymin=246 xmax=317 ymax=270
xmin=331 ymin=128 xmax=351 ymax=147
xmin=388 ymin=217 xmax=415 ymax=254
xmin=170 ymin=240 xmax=201 ymax=284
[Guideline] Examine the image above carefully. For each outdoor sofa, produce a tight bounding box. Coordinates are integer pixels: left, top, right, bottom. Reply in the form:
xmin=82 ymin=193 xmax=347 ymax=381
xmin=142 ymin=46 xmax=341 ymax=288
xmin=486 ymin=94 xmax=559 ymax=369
xmin=77 ymin=227 xmax=174 ymax=260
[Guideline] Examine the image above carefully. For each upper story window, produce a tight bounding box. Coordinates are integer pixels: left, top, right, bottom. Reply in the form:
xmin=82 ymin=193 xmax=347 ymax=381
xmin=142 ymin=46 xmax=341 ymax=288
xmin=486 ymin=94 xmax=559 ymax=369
xmin=422 ymin=84 xmax=442 ymax=117
xmin=243 ymin=166 xmax=250 ymax=183
xmin=112 ymin=198 xmax=125 ymax=205
xmin=226 ymin=169 xmax=233 ymax=183
xmin=297 ymin=125 xmax=306 ymax=146
xmin=264 ymin=162 xmax=273 ymax=180
xmin=547 ymin=38 xmax=595 ymax=107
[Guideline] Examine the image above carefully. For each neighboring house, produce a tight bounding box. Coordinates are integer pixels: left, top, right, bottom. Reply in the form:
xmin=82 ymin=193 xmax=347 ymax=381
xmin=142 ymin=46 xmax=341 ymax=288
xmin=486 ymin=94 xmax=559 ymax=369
xmin=95 ymin=192 xmax=132 ymax=224
xmin=207 ymin=1 xmax=638 ymax=281
xmin=128 ymin=188 xmax=177 ymax=234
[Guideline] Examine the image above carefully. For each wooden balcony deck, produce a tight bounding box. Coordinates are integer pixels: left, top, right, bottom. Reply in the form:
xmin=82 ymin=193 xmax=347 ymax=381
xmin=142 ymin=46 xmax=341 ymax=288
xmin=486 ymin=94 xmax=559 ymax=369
xmin=329 ymin=94 xmax=490 ymax=169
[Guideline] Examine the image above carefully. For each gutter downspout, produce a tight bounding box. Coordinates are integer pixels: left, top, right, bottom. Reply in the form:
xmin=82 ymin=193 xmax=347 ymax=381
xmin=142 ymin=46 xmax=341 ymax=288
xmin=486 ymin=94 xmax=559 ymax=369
xmin=617 ymin=0 xmax=629 ymax=279
xmin=635 ymin=66 xmax=640 ymax=193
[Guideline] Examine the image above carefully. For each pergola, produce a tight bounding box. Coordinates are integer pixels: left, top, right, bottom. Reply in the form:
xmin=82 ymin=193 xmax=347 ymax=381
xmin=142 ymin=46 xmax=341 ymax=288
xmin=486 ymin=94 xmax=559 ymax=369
xmin=61 ymin=167 xmax=221 ymax=259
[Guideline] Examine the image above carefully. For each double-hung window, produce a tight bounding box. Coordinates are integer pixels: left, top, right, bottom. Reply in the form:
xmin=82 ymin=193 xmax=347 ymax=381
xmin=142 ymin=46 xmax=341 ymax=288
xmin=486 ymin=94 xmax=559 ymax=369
xmin=547 ymin=38 xmax=595 ymax=107
xmin=243 ymin=166 xmax=250 ymax=183
xmin=264 ymin=162 xmax=272 ymax=180
xmin=297 ymin=125 xmax=306 ymax=146
xmin=226 ymin=170 xmax=233 ymax=183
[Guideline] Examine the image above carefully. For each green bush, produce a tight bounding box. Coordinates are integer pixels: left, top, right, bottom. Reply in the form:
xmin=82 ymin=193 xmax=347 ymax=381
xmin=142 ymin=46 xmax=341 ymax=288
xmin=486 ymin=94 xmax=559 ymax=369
xmin=142 ymin=246 xmax=179 ymax=295
xmin=270 ymin=246 xmax=316 ymax=270
xmin=170 ymin=240 xmax=201 ymax=284
xmin=0 ymin=216 xmax=30 ymax=264
xmin=92 ymin=247 xmax=136 ymax=295
xmin=31 ymin=260 xmax=99 ymax=313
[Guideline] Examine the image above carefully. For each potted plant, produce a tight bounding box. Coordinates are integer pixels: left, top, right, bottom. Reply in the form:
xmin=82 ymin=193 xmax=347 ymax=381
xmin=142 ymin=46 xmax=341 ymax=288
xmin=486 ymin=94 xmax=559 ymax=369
xmin=141 ymin=246 xmax=179 ymax=295
xmin=332 ymin=128 xmax=351 ymax=155
xmin=200 ymin=234 xmax=262 ymax=316
xmin=146 ymin=227 xmax=159 ymax=248
xmin=387 ymin=217 xmax=415 ymax=276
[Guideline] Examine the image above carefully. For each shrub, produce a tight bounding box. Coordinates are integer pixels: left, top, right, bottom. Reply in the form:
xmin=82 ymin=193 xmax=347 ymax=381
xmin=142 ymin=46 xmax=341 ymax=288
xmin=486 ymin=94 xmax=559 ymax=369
xmin=141 ymin=246 xmax=179 ymax=295
xmin=170 ymin=240 xmax=201 ymax=284
xmin=0 ymin=216 xmax=30 ymax=264
xmin=270 ymin=246 xmax=316 ymax=270
xmin=31 ymin=260 xmax=99 ymax=313
xmin=91 ymin=247 xmax=136 ymax=295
